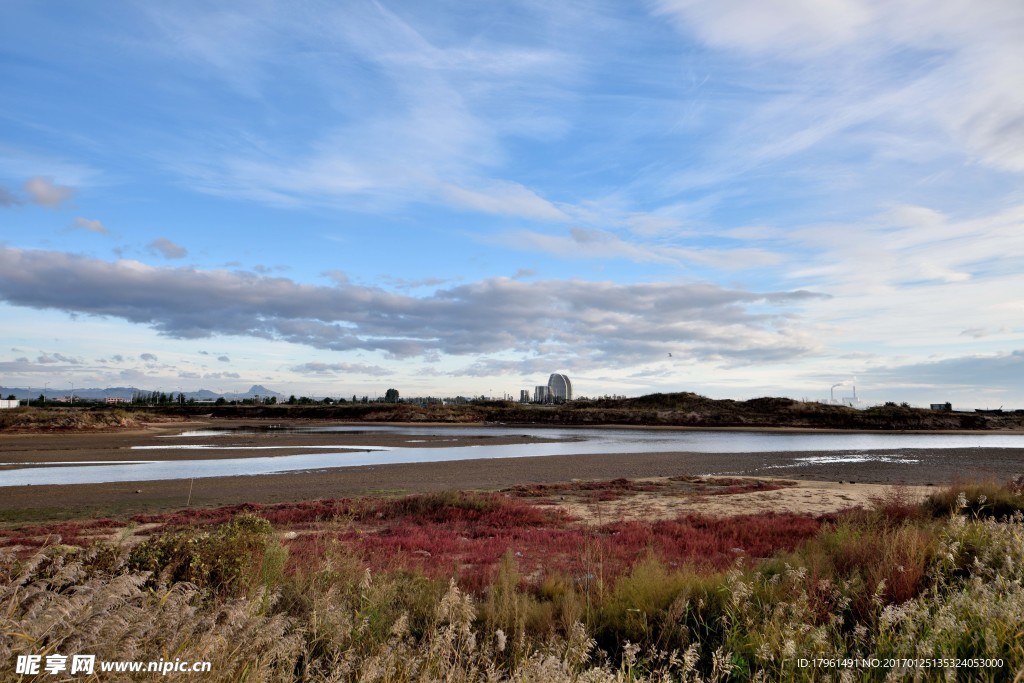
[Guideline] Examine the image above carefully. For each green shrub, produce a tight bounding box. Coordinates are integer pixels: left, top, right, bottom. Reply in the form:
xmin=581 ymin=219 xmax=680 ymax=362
xmin=596 ymin=555 xmax=726 ymax=657
xmin=129 ymin=513 xmax=285 ymax=597
xmin=923 ymin=479 xmax=1024 ymax=519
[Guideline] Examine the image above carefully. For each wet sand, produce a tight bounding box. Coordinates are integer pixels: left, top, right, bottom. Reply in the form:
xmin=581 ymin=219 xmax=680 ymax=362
xmin=2 ymin=420 xmax=1023 ymax=521
xmin=0 ymin=419 xmax=570 ymax=464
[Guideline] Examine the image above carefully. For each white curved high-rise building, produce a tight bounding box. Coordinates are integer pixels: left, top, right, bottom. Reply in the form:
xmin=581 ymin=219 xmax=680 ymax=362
xmin=547 ymin=373 xmax=573 ymax=401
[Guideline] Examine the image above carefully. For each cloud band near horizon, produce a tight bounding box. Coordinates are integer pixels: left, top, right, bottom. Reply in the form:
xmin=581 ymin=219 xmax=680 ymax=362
xmin=0 ymin=246 xmax=825 ymax=366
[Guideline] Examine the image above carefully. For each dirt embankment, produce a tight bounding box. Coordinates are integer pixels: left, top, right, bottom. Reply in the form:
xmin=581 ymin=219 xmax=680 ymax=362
xmin=0 ymin=408 xmax=160 ymax=433
xmin=7 ymin=392 xmax=1022 ymax=433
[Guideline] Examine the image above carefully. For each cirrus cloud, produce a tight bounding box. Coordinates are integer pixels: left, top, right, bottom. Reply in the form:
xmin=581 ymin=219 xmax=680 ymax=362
xmin=0 ymin=186 xmax=22 ymax=207
xmin=291 ymin=362 xmax=391 ymax=377
xmin=652 ymin=0 xmax=1024 ymax=173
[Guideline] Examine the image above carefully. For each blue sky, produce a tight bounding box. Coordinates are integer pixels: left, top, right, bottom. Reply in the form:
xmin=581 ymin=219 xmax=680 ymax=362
xmin=2 ymin=0 xmax=1023 ymax=406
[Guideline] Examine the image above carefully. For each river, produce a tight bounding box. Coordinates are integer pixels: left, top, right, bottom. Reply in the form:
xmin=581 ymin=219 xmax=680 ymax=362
xmin=4 ymin=425 xmax=1024 ymax=486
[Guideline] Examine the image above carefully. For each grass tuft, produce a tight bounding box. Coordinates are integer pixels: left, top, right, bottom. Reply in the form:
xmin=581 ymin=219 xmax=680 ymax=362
xmin=923 ymin=477 xmax=1024 ymax=519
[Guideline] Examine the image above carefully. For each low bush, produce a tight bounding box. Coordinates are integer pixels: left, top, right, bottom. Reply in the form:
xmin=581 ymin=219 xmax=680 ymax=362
xmin=373 ymin=491 xmax=561 ymax=528
xmin=595 ymin=555 xmax=727 ymax=655
xmin=768 ymin=520 xmax=938 ymax=624
xmin=923 ymin=478 xmax=1024 ymax=519
xmin=128 ymin=513 xmax=286 ymax=596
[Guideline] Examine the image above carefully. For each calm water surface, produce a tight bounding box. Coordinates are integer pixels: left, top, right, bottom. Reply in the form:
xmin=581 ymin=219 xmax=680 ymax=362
xmin=4 ymin=425 xmax=1024 ymax=486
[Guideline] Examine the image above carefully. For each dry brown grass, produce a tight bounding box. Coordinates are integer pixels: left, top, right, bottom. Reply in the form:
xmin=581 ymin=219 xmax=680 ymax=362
xmin=3 ymin=480 xmax=1024 ymax=681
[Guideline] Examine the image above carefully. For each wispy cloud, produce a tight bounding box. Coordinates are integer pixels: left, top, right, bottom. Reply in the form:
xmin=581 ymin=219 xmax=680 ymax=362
xmin=652 ymin=0 xmax=872 ymax=57
xmin=138 ymin=1 xmax=582 ymax=221
xmin=652 ymin=0 xmax=1024 ymax=177
xmin=767 ymin=202 xmax=1024 ymax=390
xmin=36 ymin=352 xmax=81 ymax=365
xmin=0 ymin=186 xmax=22 ymax=207
xmin=440 ymin=180 xmax=568 ymax=221
xmin=858 ymin=350 xmax=1024 ymax=402
xmin=788 ymin=203 xmax=1024 ymax=293
xmin=0 ymin=358 xmax=72 ymax=374
xmin=290 ymin=362 xmax=391 ymax=377
xmin=497 ymin=226 xmax=784 ymax=270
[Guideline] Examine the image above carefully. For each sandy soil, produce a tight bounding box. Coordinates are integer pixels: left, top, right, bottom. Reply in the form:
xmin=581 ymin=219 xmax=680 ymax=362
xmin=1 ymin=420 xmax=1022 ymax=522
xmin=557 ymin=478 xmax=933 ymax=523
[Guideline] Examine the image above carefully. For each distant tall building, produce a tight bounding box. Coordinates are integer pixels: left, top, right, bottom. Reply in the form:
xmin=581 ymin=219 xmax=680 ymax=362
xmin=534 ymin=385 xmax=550 ymax=403
xmin=520 ymin=389 xmax=531 ymax=403
xmin=547 ymin=373 xmax=573 ymax=402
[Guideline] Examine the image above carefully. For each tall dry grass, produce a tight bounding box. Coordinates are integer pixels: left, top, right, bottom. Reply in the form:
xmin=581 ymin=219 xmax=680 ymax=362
xmin=3 ymin=483 xmax=1024 ymax=680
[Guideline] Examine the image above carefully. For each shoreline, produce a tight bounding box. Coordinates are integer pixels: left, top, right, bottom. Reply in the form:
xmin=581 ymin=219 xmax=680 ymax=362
xmin=2 ymin=444 xmax=1021 ymax=522
xmin=4 ymin=415 xmax=1024 ymax=437
xmin=2 ymin=419 xmax=1022 ymax=522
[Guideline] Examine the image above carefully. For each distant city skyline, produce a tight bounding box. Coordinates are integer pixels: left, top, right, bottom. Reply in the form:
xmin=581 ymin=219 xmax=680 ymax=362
xmin=2 ymin=2 xmax=1023 ymax=407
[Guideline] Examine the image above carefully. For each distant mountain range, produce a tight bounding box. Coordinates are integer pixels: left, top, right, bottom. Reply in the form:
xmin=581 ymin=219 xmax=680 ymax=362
xmin=0 ymin=384 xmax=285 ymax=402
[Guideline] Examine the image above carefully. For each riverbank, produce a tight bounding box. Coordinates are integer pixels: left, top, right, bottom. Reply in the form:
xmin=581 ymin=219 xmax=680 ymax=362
xmin=5 ymin=391 xmax=1024 ymax=433
xmin=2 ymin=442 xmax=1021 ymax=522
xmin=3 ymin=419 xmax=1024 ymax=521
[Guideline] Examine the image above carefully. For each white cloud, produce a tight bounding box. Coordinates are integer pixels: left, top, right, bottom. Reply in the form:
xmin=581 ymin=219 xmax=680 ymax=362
xmin=291 ymin=362 xmax=391 ymax=377
xmin=960 ymin=327 xmax=1009 ymax=339
xmin=497 ymin=227 xmax=784 ymax=270
xmin=74 ymin=217 xmax=109 ymax=234
xmin=141 ymin=4 xmax=279 ymax=97
xmin=791 ymin=203 xmax=1024 ymax=290
xmin=148 ymin=238 xmax=188 ymax=259
xmin=204 ymin=371 xmax=240 ymax=379
xmin=36 ymin=352 xmax=80 ymax=365
xmin=652 ymin=0 xmax=1024 ymax=173
xmin=23 ymin=177 xmax=74 ymax=207
xmin=859 ymin=350 xmax=1024 ymax=402
xmin=776 ymin=202 xmax=1024 ymax=378
xmin=652 ymin=0 xmax=872 ymax=56
xmin=440 ymin=181 xmax=568 ymax=221
xmin=141 ymin=1 xmax=583 ymax=221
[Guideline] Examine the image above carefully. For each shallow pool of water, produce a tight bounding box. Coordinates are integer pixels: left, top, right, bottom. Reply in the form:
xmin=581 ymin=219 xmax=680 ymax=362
xmin=4 ymin=426 xmax=1023 ymax=486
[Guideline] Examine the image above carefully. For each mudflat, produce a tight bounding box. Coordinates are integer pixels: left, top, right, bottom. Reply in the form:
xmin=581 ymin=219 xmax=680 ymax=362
xmin=2 ymin=419 xmax=1023 ymax=521
xmin=0 ymin=419 xmax=571 ymax=464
